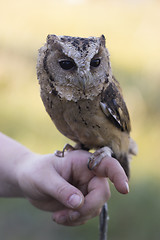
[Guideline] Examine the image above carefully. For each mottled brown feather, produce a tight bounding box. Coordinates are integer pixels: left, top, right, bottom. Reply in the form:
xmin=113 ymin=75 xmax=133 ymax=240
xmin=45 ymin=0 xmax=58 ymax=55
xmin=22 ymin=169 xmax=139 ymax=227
xmin=101 ymin=78 xmax=131 ymax=133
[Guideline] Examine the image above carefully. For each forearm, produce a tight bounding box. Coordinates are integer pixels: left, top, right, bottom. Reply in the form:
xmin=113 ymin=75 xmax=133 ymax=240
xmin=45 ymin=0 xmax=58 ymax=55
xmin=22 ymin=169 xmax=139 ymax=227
xmin=0 ymin=132 xmax=31 ymax=197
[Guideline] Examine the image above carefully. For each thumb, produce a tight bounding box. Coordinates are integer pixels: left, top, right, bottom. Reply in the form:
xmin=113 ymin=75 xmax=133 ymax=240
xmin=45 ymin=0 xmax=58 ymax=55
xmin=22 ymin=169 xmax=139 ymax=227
xmin=44 ymin=171 xmax=84 ymax=209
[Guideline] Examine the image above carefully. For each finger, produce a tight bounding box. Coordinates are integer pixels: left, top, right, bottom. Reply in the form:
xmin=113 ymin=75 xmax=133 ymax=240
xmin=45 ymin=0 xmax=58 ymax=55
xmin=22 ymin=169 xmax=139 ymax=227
xmin=66 ymin=150 xmax=93 ymax=181
xmin=53 ymin=209 xmax=86 ymax=226
xmin=78 ymin=176 xmax=110 ymax=218
xmin=92 ymin=156 xmax=129 ymax=194
xmin=53 ymin=176 xmax=110 ymax=225
xmin=38 ymin=170 xmax=84 ymax=209
xmin=53 ymin=207 xmax=101 ymax=226
xmin=53 ymin=209 xmax=80 ymax=225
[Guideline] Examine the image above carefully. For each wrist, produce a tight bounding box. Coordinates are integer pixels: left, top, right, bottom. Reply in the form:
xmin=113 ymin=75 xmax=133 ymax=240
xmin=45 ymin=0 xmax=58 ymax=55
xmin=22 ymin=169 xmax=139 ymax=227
xmin=2 ymin=150 xmax=35 ymax=198
xmin=16 ymin=151 xmax=40 ymax=198
xmin=0 ymin=133 xmax=35 ymax=197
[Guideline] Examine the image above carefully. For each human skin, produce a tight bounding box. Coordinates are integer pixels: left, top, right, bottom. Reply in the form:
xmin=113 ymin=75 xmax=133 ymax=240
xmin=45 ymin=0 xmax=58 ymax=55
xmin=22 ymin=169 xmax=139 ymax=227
xmin=0 ymin=132 xmax=129 ymax=226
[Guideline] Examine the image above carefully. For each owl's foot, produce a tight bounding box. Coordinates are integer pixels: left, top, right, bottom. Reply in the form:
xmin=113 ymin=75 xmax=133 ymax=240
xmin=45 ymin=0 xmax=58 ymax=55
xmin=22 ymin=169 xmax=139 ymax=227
xmin=55 ymin=144 xmax=75 ymax=158
xmin=88 ymin=146 xmax=113 ymax=170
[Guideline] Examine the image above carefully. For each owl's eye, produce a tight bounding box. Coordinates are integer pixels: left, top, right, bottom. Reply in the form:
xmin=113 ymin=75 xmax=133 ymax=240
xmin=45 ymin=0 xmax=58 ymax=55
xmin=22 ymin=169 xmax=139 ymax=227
xmin=59 ymin=60 xmax=75 ymax=70
xmin=90 ymin=58 xmax=101 ymax=68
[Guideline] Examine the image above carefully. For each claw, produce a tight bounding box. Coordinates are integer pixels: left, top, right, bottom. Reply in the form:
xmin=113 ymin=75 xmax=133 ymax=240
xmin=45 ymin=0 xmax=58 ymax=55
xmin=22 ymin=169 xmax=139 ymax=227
xmin=88 ymin=146 xmax=112 ymax=170
xmin=55 ymin=144 xmax=75 ymax=158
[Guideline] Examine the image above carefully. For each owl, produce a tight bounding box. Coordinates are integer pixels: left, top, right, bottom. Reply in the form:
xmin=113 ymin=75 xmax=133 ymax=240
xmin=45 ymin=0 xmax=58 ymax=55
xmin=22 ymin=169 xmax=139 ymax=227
xmin=37 ymin=34 xmax=137 ymax=178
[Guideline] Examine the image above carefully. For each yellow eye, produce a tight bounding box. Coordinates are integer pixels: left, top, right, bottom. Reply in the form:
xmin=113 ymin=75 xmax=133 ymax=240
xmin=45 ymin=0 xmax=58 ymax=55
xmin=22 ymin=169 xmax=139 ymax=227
xmin=90 ymin=59 xmax=101 ymax=67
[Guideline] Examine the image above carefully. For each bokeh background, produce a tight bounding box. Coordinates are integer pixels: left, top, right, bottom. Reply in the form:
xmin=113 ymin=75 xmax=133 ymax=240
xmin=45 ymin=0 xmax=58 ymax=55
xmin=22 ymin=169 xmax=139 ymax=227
xmin=0 ymin=0 xmax=160 ymax=239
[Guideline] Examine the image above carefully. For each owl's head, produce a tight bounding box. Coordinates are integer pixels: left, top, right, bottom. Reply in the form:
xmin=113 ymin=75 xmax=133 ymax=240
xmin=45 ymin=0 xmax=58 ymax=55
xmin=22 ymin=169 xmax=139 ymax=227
xmin=37 ymin=34 xmax=112 ymax=101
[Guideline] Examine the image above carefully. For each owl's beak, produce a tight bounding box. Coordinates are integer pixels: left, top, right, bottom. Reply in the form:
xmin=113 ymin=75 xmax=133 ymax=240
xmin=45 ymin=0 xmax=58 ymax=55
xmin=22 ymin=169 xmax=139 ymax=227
xmin=78 ymin=78 xmax=86 ymax=94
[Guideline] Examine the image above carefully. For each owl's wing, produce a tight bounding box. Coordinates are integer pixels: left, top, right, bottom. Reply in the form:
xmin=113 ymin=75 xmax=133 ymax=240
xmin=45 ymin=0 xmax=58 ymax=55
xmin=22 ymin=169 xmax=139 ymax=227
xmin=100 ymin=77 xmax=131 ymax=133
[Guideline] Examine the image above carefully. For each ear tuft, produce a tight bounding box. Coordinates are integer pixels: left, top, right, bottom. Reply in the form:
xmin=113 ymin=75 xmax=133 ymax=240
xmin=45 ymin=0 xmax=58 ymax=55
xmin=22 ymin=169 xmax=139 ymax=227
xmin=47 ymin=34 xmax=58 ymax=45
xmin=100 ymin=34 xmax=106 ymax=47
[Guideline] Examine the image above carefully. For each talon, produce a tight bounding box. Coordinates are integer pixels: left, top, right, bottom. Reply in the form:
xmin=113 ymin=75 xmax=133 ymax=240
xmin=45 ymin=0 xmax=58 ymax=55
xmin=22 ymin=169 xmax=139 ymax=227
xmin=63 ymin=143 xmax=75 ymax=152
xmin=88 ymin=156 xmax=98 ymax=170
xmin=55 ymin=150 xmax=64 ymax=157
xmin=88 ymin=147 xmax=113 ymax=170
xmin=55 ymin=144 xmax=75 ymax=158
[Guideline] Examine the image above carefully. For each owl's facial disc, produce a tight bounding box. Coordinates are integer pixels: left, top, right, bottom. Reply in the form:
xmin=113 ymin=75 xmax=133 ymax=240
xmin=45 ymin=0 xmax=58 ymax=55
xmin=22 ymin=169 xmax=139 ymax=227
xmin=58 ymin=56 xmax=102 ymax=92
xmin=37 ymin=34 xmax=112 ymax=101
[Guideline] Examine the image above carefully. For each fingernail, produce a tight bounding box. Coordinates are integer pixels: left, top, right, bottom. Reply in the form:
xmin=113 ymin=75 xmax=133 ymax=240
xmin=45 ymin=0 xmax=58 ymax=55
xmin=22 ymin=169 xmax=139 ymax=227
xmin=56 ymin=215 xmax=67 ymax=224
xmin=125 ymin=182 xmax=130 ymax=193
xmin=69 ymin=211 xmax=80 ymax=221
xmin=68 ymin=194 xmax=83 ymax=208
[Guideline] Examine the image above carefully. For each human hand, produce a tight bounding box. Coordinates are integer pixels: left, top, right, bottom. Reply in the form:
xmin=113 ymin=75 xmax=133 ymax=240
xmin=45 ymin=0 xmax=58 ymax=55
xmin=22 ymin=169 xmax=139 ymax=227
xmin=17 ymin=150 xmax=129 ymax=226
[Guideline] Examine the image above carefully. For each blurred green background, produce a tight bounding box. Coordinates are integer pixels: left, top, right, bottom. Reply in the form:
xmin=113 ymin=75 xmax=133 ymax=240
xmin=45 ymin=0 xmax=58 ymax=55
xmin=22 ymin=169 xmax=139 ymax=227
xmin=0 ymin=0 xmax=160 ymax=239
